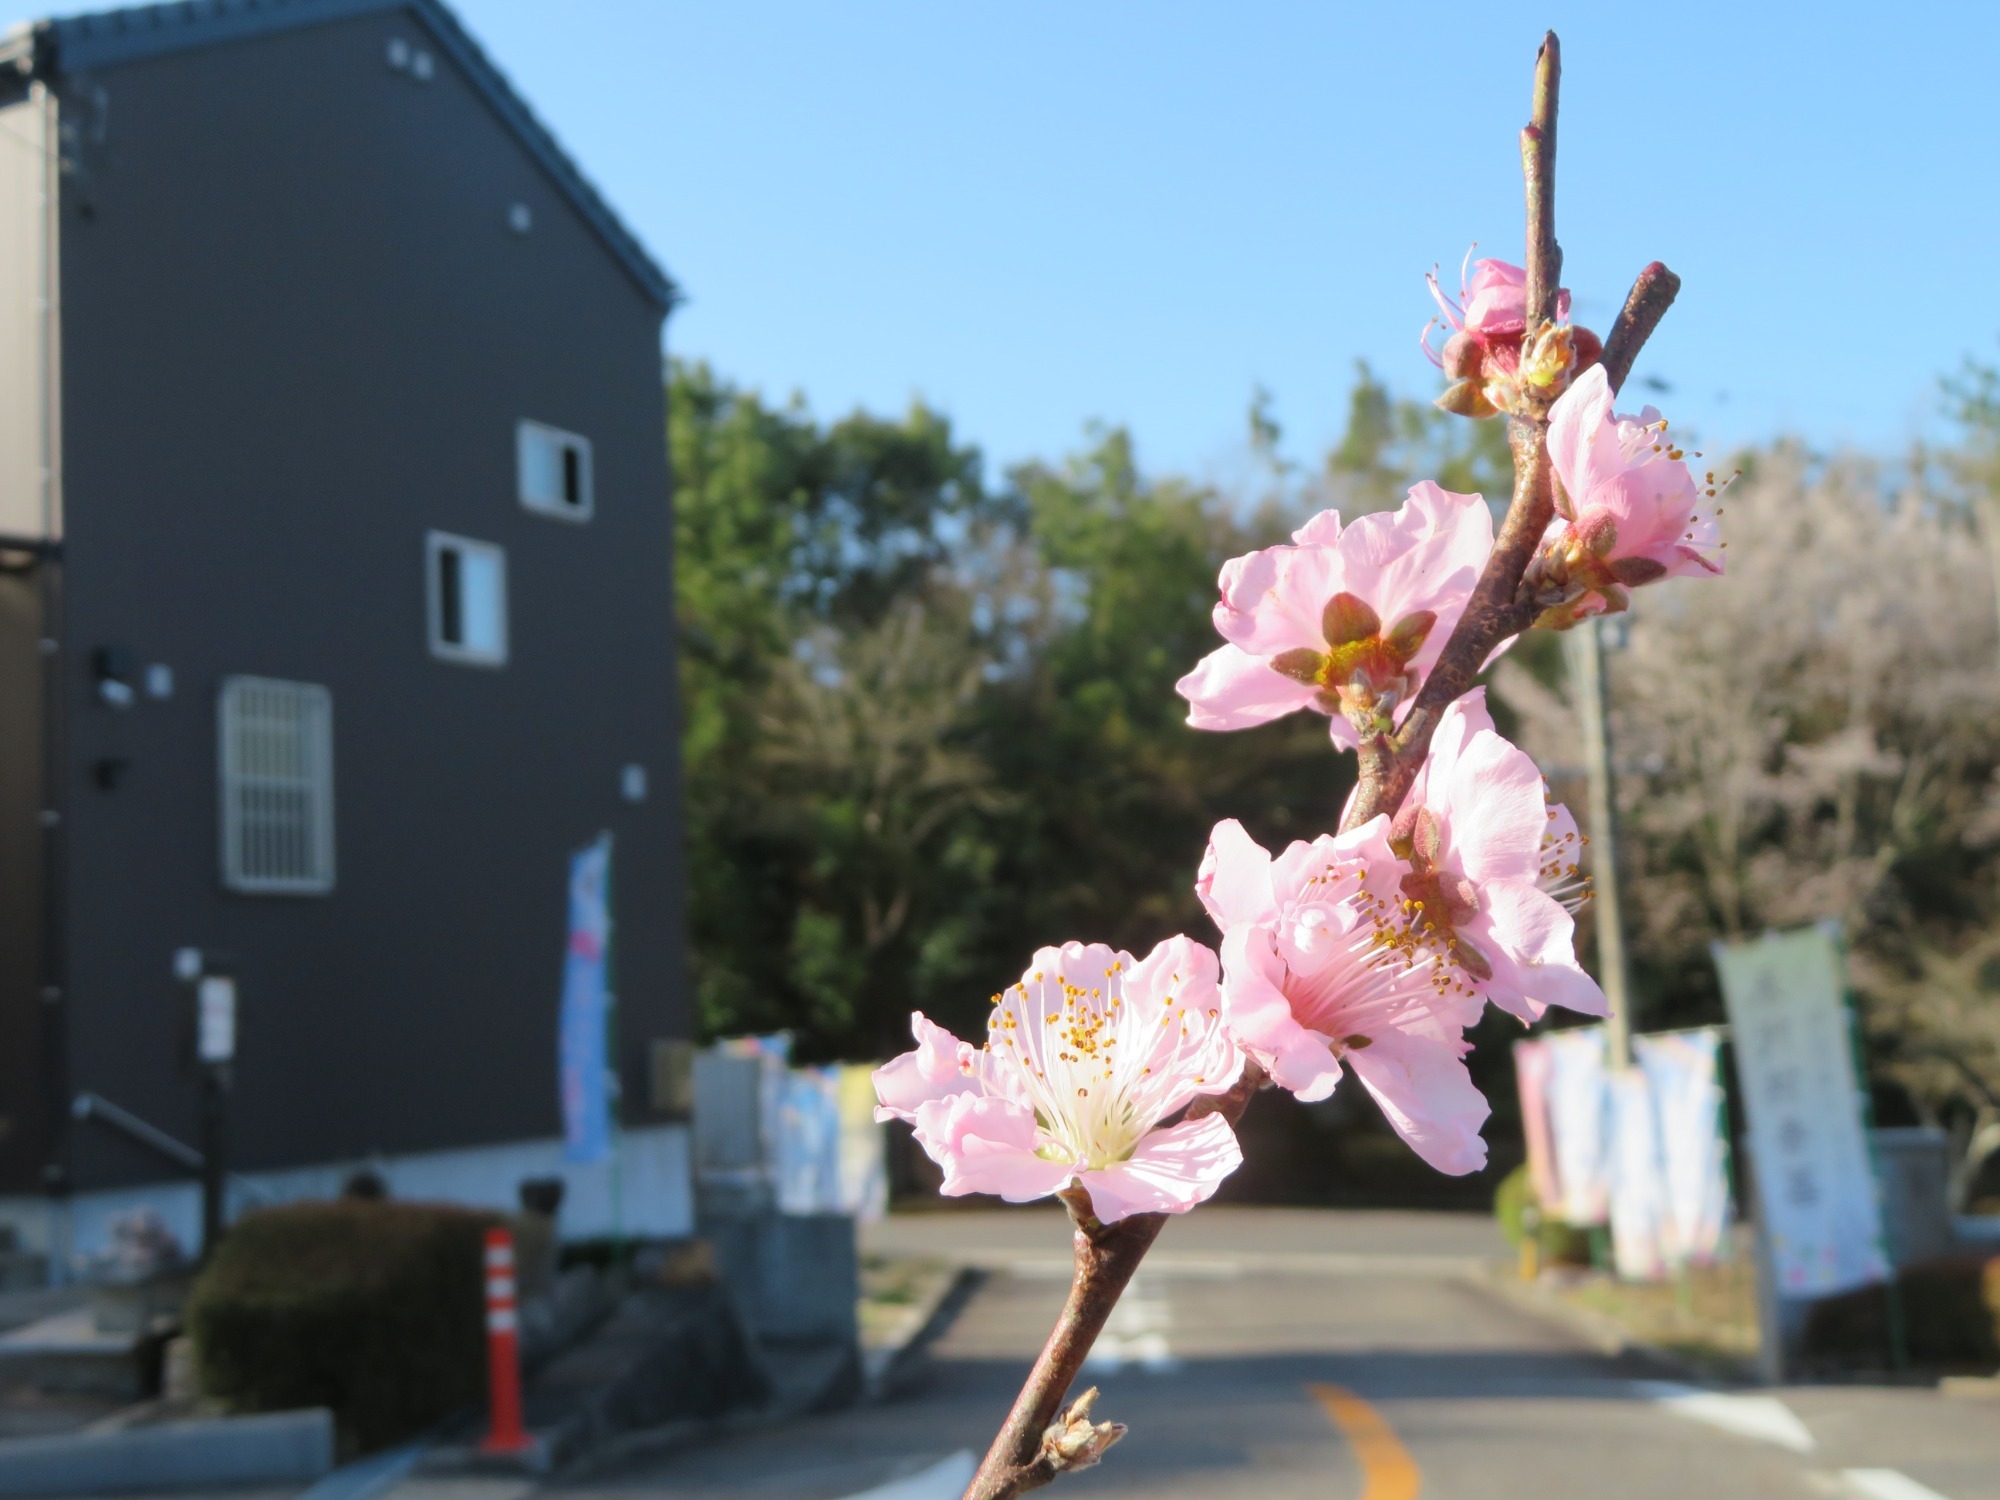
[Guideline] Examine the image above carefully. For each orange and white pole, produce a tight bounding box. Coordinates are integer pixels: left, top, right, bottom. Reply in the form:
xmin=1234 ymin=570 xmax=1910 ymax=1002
xmin=479 ymin=1226 xmax=533 ymax=1455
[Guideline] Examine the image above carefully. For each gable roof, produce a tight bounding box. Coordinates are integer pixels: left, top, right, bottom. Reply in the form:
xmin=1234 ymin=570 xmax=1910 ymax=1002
xmin=2 ymin=0 xmax=679 ymax=311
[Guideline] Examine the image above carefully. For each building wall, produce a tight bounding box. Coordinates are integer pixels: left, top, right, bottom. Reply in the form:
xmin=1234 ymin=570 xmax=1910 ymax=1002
xmin=0 ymin=1122 xmax=695 ymax=1263
xmin=33 ymin=10 xmax=690 ymax=1194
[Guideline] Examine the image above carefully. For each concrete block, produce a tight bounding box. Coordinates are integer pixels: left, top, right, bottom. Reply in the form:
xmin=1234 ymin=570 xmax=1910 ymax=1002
xmin=0 ymin=1408 xmax=334 ymax=1495
xmin=1874 ymin=1127 xmax=1955 ymax=1267
xmin=703 ymin=1211 xmax=858 ymax=1345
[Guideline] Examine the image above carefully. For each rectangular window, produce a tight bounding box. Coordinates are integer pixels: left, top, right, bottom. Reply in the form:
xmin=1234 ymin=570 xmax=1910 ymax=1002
xmin=517 ymin=419 xmax=594 ymax=520
xmin=427 ymin=531 xmax=508 ymax=666
xmin=219 ymin=676 xmax=335 ymax=895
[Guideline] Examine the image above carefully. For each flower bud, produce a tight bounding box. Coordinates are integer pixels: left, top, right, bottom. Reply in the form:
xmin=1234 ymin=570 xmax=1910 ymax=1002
xmin=1043 ymin=1387 xmax=1127 ymax=1473
xmin=1441 ymin=330 xmax=1483 ymax=380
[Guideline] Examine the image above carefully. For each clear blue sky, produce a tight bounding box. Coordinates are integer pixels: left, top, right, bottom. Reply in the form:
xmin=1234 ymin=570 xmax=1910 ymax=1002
xmin=38 ymin=1 xmax=2000 ymax=478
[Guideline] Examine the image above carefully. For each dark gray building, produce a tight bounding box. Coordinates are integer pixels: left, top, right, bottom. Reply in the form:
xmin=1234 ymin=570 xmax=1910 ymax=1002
xmin=0 ymin=0 xmax=692 ymax=1258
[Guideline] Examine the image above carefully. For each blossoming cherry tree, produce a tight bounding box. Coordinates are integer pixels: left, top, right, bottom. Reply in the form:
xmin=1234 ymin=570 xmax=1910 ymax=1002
xmin=872 ymin=33 xmax=1722 ymax=1499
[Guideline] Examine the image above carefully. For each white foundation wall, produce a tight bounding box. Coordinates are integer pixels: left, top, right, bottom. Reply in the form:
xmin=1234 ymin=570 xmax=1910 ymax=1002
xmin=0 ymin=1123 xmax=692 ymax=1270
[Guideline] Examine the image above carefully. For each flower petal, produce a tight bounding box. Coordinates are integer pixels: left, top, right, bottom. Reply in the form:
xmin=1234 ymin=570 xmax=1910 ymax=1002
xmin=872 ymin=1012 xmax=977 ymax=1123
xmin=1197 ymin=819 xmax=1279 ymax=929
xmin=1219 ymin=924 xmax=1344 ymax=1102
xmin=914 ymin=1093 xmax=1074 ymax=1203
xmin=1347 ymin=1020 xmax=1491 ymax=1176
xmin=1076 ymin=1114 xmax=1243 ymax=1223
xmin=1177 ymin=645 xmax=1320 ymax=731
xmin=1467 ymin=880 xmax=1610 ymax=1023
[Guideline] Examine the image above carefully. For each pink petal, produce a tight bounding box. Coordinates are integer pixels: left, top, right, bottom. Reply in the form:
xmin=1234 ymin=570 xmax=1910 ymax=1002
xmin=1437 ymin=730 xmax=1547 ymax=885
xmin=872 ymin=1012 xmax=979 ymax=1123
xmin=1125 ymin=935 xmax=1243 ymax=1114
xmin=1547 ymin=364 xmax=1619 ymax=510
xmin=1290 ymin=508 xmax=1345 ymax=546
xmin=1075 ymin=1114 xmax=1243 ymax=1223
xmin=1177 ymin=645 xmax=1319 ymax=731
xmin=1347 ymin=1021 xmax=1491 ymax=1176
xmin=915 ymin=1093 xmax=1074 ymax=1203
xmin=1468 ymin=879 xmax=1609 ymax=1023
xmin=1197 ymin=820 xmax=1278 ymax=929
xmin=1219 ymin=925 xmax=1344 ymax=1102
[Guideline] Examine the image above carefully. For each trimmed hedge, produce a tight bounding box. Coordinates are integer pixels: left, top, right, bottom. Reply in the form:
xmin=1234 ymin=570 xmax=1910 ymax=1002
xmin=186 ymin=1200 xmax=501 ymax=1453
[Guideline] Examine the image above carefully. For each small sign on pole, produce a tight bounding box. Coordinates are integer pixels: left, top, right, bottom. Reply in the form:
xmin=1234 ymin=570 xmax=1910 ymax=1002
xmin=196 ymin=975 xmax=236 ymax=1064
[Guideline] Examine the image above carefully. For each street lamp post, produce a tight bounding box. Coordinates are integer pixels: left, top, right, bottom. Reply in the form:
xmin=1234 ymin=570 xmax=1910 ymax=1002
xmin=1566 ymin=615 xmax=1633 ymax=1069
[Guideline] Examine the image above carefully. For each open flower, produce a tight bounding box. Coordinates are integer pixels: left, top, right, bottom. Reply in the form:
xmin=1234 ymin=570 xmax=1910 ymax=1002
xmin=1197 ymin=815 xmax=1491 ymax=1174
xmin=1175 ymin=482 xmax=1491 ymax=746
xmin=1529 ymin=363 xmax=1724 ymax=624
xmin=872 ymin=937 xmax=1244 ymax=1224
xmin=1390 ymin=689 xmax=1608 ymax=1024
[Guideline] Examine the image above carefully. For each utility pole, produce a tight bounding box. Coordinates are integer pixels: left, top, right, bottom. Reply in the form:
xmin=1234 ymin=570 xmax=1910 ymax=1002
xmin=1566 ymin=615 xmax=1633 ymax=1068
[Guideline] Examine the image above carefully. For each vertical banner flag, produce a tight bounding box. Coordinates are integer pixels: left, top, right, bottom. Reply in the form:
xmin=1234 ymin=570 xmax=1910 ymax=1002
xmin=559 ymin=834 xmax=614 ymax=1164
xmin=1545 ymin=1026 xmax=1613 ymax=1227
xmin=1633 ymin=1028 xmax=1734 ymax=1268
xmin=1608 ymin=1068 xmax=1672 ymax=1280
xmin=1513 ymin=1039 xmax=1562 ymax=1212
xmin=1715 ymin=925 xmax=1889 ymax=1297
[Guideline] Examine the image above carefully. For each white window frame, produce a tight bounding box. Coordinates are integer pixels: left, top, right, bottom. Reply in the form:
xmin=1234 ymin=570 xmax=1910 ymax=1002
xmin=218 ymin=676 xmax=335 ymax=895
xmin=427 ymin=530 xmax=509 ymax=668
xmin=516 ymin=419 xmax=594 ymax=521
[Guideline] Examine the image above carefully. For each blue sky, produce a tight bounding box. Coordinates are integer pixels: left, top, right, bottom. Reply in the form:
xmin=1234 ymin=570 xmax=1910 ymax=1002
xmin=38 ymin=1 xmax=2000 ymax=478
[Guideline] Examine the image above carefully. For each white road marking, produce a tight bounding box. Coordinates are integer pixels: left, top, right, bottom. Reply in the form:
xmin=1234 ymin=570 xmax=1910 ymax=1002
xmin=1633 ymin=1381 xmax=1816 ymax=1453
xmin=1086 ymin=1273 xmax=1180 ymax=1374
xmin=834 ymin=1449 xmax=977 ymax=1500
xmin=1841 ymin=1470 xmax=1954 ymax=1500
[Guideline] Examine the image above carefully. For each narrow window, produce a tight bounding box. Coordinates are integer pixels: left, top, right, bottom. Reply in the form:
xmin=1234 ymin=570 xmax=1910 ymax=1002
xmin=218 ymin=677 xmax=335 ymax=895
xmin=427 ymin=531 xmax=508 ymax=667
xmin=517 ymin=420 xmax=594 ymax=521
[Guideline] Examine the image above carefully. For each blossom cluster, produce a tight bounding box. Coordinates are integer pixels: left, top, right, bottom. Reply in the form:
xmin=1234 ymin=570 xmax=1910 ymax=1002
xmin=873 ymin=258 xmax=1723 ymax=1226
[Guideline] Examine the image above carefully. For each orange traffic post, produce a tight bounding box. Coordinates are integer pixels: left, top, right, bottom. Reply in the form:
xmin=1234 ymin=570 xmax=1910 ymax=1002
xmin=478 ymin=1226 xmax=534 ymax=1455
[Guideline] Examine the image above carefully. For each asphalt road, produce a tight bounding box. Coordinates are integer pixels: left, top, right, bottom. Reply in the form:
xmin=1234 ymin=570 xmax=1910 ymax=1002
xmin=546 ymin=1207 xmax=2000 ymax=1500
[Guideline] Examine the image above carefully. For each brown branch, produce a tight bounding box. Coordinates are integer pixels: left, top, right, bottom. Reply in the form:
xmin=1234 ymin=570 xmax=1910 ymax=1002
xmin=963 ymin=1065 xmax=1264 ymax=1500
xmin=1521 ymin=32 xmax=1561 ymax=330
xmin=1600 ymin=261 xmax=1682 ymax=397
xmin=1345 ymin=32 xmax=1562 ymax=832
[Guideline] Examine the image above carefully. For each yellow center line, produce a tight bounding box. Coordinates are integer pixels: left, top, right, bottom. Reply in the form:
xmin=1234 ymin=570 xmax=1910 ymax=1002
xmin=1311 ymin=1383 xmax=1422 ymax=1500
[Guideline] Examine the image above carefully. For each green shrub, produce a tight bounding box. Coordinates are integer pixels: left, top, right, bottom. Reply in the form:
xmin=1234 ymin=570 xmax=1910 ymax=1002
xmin=1492 ymin=1163 xmax=1595 ymax=1267
xmin=186 ymin=1200 xmax=501 ymax=1453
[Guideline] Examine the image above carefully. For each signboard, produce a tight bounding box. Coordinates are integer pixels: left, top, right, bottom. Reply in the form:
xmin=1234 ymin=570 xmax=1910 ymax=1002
xmin=559 ymin=834 xmax=615 ymax=1164
xmin=1714 ymin=925 xmax=1888 ymax=1297
xmin=196 ymin=975 xmax=237 ymax=1063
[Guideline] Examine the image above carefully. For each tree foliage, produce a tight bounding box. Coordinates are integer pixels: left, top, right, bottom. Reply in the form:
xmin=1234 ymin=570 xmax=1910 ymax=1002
xmin=671 ymin=361 xmax=1497 ymax=1061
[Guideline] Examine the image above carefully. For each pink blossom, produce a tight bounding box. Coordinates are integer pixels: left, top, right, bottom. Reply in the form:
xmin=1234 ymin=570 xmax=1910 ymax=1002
xmin=1175 ymin=482 xmax=1492 ymax=747
xmin=1391 ymin=690 xmax=1608 ymax=1024
xmin=873 ymin=937 xmax=1245 ymax=1224
xmin=1424 ymin=253 xmax=1598 ymax=419
xmin=1534 ymin=363 xmax=1724 ymax=622
xmin=1196 ymin=815 xmax=1492 ymax=1174
xmin=1428 ymin=255 xmax=1569 ymax=347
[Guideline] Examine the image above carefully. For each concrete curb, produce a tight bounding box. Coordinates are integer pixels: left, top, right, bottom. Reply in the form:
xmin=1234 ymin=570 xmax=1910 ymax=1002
xmin=863 ymin=1265 xmax=980 ymax=1401
xmin=1473 ymin=1266 xmax=1737 ymax=1384
xmin=0 ymin=1407 xmax=334 ymax=1496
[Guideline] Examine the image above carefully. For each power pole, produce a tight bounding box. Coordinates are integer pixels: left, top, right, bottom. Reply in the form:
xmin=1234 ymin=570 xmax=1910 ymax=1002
xmin=1566 ymin=615 xmax=1633 ymax=1068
